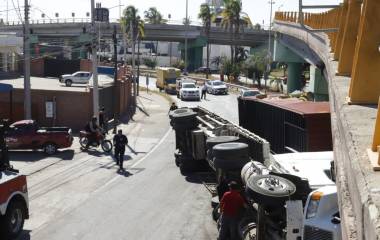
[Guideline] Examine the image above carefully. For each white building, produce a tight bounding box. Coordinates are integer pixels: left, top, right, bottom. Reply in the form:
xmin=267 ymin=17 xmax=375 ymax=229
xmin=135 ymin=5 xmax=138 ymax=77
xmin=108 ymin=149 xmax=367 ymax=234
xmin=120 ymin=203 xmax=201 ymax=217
xmin=0 ymin=33 xmax=22 ymax=75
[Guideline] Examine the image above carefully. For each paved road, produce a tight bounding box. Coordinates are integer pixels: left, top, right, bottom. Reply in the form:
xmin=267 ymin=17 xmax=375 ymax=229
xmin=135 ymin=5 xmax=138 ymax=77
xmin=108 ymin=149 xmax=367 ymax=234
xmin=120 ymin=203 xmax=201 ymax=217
xmin=142 ymin=76 xmax=239 ymax=123
xmin=12 ymin=85 xmax=238 ymax=240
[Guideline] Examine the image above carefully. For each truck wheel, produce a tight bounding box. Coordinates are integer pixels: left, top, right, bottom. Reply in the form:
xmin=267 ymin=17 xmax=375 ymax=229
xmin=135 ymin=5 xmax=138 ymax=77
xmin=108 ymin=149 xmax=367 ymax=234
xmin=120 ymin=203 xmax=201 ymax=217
xmin=65 ymin=79 xmax=72 ymax=87
xmin=212 ymin=142 xmax=249 ymax=159
xmin=1 ymin=200 xmax=26 ymax=239
xmin=212 ymin=204 xmax=221 ymax=222
xmin=206 ymin=136 xmax=240 ymax=150
xmin=214 ymin=156 xmax=250 ymax=171
xmin=44 ymin=143 xmax=57 ymax=155
xmin=101 ymin=140 xmax=113 ymax=153
xmin=246 ymin=175 xmax=296 ymax=206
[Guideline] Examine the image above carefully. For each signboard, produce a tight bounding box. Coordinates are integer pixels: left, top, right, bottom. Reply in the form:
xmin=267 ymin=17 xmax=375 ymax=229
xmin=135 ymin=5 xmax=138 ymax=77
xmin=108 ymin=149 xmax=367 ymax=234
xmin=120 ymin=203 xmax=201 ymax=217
xmin=45 ymin=101 xmax=54 ymax=118
xmin=95 ymin=8 xmax=109 ymax=22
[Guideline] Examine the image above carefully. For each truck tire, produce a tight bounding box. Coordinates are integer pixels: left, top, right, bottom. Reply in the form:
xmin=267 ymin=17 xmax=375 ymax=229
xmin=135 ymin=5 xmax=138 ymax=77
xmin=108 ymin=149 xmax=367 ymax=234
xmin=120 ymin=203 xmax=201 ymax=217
xmin=212 ymin=142 xmax=249 ymax=159
xmin=170 ymin=108 xmax=197 ymax=121
xmin=1 ymin=200 xmax=26 ymax=239
xmin=43 ymin=142 xmax=57 ymax=155
xmin=65 ymin=79 xmax=72 ymax=87
xmin=246 ymin=175 xmax=296 ymax=206
xmin=172 ymin=121 xmax=198 ymax=131
xmin=206 ymin=136 xmax=240 ymax=150
xmin=179 ymin=160 xmax=195 ymax=175
xmin=214 ymin=156 xmax=250 ymax=171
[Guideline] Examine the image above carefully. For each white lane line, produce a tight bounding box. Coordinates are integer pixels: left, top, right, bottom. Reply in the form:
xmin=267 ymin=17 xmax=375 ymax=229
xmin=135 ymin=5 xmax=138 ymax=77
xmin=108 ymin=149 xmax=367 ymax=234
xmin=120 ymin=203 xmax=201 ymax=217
xmin=93 ymin=128 xmax=172 ymax=193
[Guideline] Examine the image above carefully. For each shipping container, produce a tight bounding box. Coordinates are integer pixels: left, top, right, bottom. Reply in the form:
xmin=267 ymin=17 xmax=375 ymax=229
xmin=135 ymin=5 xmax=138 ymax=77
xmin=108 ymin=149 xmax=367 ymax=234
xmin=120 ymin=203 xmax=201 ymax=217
xmin=238 ymin=97 xmax=332 ymax=153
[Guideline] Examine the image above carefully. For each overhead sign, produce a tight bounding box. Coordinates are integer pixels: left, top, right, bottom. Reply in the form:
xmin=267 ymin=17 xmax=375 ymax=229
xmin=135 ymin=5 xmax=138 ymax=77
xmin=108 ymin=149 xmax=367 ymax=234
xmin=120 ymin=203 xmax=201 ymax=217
xmin=95 ymin=8 xmax=109 ymax=22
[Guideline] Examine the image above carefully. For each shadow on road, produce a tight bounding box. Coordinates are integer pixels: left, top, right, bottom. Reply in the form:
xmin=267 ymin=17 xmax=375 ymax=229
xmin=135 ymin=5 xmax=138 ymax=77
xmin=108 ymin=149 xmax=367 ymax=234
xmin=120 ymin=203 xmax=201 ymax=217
xmin=185 ymin=171 xmax=216 ymax=185
xmin=16 ymin=230 xmax=31 ymax=240
xmin=9 ymin=149 xmax=75 ymax=162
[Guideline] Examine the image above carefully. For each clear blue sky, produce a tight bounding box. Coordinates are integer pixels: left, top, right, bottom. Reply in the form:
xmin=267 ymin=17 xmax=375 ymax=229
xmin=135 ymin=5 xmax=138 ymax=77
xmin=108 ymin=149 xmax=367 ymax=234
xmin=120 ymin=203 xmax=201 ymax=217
xmin=1 ymin=0 xmax=341 ymax=26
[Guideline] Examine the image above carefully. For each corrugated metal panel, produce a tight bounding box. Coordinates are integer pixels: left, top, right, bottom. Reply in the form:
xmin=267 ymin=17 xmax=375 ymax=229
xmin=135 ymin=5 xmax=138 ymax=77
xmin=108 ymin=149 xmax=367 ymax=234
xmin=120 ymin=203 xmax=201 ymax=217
xmin=238 ymin=97 xmax=332 ymax=153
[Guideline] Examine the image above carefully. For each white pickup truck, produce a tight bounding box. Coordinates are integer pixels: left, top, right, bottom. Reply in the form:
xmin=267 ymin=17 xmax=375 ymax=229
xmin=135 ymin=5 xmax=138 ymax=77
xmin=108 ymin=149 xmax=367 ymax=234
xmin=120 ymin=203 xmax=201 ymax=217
xmin=59 ymin=71 xmax=92 ymax=87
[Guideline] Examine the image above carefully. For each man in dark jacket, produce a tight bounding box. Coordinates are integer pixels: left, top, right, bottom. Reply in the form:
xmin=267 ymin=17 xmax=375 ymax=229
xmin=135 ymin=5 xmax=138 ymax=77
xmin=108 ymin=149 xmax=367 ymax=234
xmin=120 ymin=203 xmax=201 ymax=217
xmin=113 ymin=129 xmax=128 ymax=169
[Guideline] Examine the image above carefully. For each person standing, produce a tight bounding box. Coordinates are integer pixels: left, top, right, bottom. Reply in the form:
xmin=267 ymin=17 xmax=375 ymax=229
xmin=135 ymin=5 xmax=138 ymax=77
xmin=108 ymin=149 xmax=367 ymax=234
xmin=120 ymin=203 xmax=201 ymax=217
xmin=168 ymin=102 xmax=178 ymax=114
xmin=113 ymin=129 xmax=128 ymax=170
xmin=99 ymin=107 xmax=107 ymax=133
xmin=201 ymin=83 xmax=207 ymax=100
xmin=218 ymin=181 xmax=247 ymax=240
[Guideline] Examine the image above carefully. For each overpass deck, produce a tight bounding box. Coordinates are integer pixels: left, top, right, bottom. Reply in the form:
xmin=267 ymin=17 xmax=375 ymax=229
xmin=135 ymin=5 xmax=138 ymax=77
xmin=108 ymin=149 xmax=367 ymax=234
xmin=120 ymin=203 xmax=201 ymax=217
xmin=274 ymin=3 xmax=380 ymax=238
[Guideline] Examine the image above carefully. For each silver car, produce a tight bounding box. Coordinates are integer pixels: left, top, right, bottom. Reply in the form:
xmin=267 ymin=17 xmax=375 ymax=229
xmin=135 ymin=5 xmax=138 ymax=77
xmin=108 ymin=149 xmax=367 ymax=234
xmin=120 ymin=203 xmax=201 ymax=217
xmin=205 ymin=80 xmax=228 ymax=95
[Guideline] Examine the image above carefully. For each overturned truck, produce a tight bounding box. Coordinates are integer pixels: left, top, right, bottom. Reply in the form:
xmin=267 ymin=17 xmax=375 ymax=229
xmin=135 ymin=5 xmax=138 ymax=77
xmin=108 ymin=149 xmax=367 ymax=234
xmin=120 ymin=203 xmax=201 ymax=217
xmin=169 ymin=107 xmax=341 ymax=240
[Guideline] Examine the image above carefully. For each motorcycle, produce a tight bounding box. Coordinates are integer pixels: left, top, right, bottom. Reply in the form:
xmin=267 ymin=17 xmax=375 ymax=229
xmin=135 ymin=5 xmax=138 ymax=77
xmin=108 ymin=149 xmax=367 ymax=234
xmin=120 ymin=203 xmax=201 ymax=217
xmin=79 ymin=130 xmax=113 ymax=153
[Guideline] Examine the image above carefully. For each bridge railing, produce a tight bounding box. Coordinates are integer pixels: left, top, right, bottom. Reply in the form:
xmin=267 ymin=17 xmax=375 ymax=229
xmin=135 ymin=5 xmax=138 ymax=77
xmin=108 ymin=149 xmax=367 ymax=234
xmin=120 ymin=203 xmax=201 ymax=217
xmin=1 ymin=18 xmax=203 ymax=27
xmin=276 ymin=0 xmax=380 ymax=165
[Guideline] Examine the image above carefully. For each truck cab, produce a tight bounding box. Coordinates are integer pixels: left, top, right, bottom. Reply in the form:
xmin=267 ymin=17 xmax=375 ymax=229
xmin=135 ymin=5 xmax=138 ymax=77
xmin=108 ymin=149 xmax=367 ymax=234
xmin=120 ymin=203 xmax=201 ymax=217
xmin=0 ymin=121 xmax=29 ymax=239
xmin=156 ymin=67 xmax=180 ymax=94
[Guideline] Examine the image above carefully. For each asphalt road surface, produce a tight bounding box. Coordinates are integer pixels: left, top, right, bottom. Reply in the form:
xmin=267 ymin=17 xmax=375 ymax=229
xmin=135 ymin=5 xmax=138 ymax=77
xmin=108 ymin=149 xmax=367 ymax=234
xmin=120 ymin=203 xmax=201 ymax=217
xmin=12 ymin=85 xmax=239 ymax=240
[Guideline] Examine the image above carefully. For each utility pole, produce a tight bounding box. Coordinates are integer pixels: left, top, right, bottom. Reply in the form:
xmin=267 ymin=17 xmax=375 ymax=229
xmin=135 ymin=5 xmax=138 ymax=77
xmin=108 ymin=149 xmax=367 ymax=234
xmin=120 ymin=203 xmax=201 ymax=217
xmin=91 ymin=0 xmax=99 ymax=120
xmin=24 ymin=0 xmax=31 ymax=119
xmin=113 ymin=25 xmax=118 ymax=133
xmin=184 ymin=0 xmax=188 ymax=73
xmin=137 ymin=38 xmax=140 ymax=96
xmin=130 ymin=22 xmax=137 ymax=113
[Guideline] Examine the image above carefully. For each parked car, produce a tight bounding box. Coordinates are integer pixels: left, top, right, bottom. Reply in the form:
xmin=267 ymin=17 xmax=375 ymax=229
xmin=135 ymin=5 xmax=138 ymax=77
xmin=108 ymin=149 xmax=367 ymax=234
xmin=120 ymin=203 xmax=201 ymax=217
xmin=205 ymin=80 xmax=228 ymax=95
xmin=194 ymin=67 xmax=219 ymax=74
xmin=5 ymin=120 xmax=73 ymax=155
xmin=239 ymin=89 xmax=262 ymax=98
xmin=179 ymin=83 xmax=200 ymax=101
xmin=59 ymin=71 xmax=92 ymax=87
xmin=176 ymin=78 xmax=196 ymax=98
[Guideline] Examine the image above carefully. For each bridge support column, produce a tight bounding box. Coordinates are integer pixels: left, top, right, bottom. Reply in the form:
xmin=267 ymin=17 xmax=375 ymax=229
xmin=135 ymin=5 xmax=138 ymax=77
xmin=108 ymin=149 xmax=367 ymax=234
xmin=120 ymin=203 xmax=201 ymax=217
xmin=337 ymin=0 xmax=361 ymax=76
xmin=349 ymin=0 xmax=380 ymax=104
xmin=309 ymin=65 xmax=329 ymax=101
xmin=287 ymin=62 xmax=303 ymax=94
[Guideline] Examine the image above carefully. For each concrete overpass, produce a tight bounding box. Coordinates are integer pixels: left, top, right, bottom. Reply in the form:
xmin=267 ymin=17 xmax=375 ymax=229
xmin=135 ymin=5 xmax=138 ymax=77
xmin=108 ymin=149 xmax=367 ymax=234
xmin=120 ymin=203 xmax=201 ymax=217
xmin=0 ymin=21 xmax=270 ymax=47
xmin=273 ymin=1 xmax=380 ymax=239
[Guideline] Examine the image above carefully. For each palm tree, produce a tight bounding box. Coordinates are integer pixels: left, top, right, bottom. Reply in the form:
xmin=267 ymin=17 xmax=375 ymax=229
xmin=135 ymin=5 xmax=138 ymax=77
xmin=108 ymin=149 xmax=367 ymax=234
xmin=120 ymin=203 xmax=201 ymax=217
xmin=144 ymin=7 xmax=166 ymax=59
xmin=121 ymin=5 xmax=145 ymax=96
xmin=211 ymin=56 xmax=224 ymax=70
xmin=199 ymin=3 xmax=214 ymax=79
xmin=144 ymin=7 xmax=165 ymax=24
xmin=221 ymin=0 xmax=252 ymax=63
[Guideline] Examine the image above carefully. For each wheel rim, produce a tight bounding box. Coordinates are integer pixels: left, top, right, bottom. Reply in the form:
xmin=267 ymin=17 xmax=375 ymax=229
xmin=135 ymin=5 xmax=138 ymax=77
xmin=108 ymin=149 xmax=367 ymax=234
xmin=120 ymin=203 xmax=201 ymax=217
xmin=9 ymin=208 xmax=22 ymax=234
xmin=257 ymin=176 xmax=288 ymax=192
xmin=45 ymin=144 xmax=56 ymax=154
xmin=79 ymin=137 xmax=89 ymax=147
xmin=101 ymin=141 xmax=112 ymax=152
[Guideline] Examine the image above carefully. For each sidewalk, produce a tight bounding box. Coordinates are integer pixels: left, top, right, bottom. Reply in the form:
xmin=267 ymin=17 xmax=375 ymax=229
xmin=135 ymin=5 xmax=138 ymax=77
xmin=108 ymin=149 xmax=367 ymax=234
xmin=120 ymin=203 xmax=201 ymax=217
xmin=11 ymin=91 xmax=171 ymax=176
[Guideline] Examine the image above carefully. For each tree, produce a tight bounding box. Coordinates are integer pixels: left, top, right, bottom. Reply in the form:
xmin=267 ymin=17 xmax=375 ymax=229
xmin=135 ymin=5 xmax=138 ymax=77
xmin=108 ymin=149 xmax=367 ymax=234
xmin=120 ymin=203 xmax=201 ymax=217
xmin=254 ymin=23 xmax=261 ymax=30
xmin=221 ymin=0 xmax=252 ymax=63
xmin=221 ymin=58 xmax=240 ymax=82
xmin=199 ymin=3 xmax=214 ymax=79
xmin=121 ymin=5 xmax=145 ymax=95
xmin=243 ymin=51 xmax=268 ymax=88
xmin=144 ymin=7 xmax=166 ymax=60
xmin=144 ymin=7 xmax=165 ymax=24
xmin=211 ymin=56 xmax=224 ymax=70
xmin=142 ymin=58 xmax=157 ymax=69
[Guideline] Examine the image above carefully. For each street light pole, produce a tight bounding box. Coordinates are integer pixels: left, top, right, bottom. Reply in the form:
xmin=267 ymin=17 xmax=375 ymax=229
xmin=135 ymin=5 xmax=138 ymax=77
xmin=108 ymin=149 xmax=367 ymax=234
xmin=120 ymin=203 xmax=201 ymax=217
xmin=265 ymin=0 xmax=275 ymax=93
xmin=184 ymin=0 xmax=188 ymax=73
xmin=91 ymin=0 xmax=99 ymax=120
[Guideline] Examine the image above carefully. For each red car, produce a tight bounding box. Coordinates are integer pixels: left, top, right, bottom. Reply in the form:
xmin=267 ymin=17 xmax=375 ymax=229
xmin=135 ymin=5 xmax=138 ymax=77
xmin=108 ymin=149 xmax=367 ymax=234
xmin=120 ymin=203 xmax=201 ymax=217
xmin=5 ymin=120 xmax=73 ymax=155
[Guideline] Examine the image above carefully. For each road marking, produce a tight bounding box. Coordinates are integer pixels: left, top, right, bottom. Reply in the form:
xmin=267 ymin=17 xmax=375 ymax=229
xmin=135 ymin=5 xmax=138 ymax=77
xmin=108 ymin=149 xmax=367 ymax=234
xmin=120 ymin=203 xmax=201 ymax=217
xmin=93 ymin=127 xmax=172 ymax=194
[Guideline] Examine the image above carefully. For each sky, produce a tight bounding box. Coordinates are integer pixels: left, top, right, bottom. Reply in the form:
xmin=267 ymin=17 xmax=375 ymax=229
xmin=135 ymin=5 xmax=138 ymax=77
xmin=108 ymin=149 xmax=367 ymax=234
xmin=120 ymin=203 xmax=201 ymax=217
xmin=1 ymin=0 xmax=341 ymax=27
